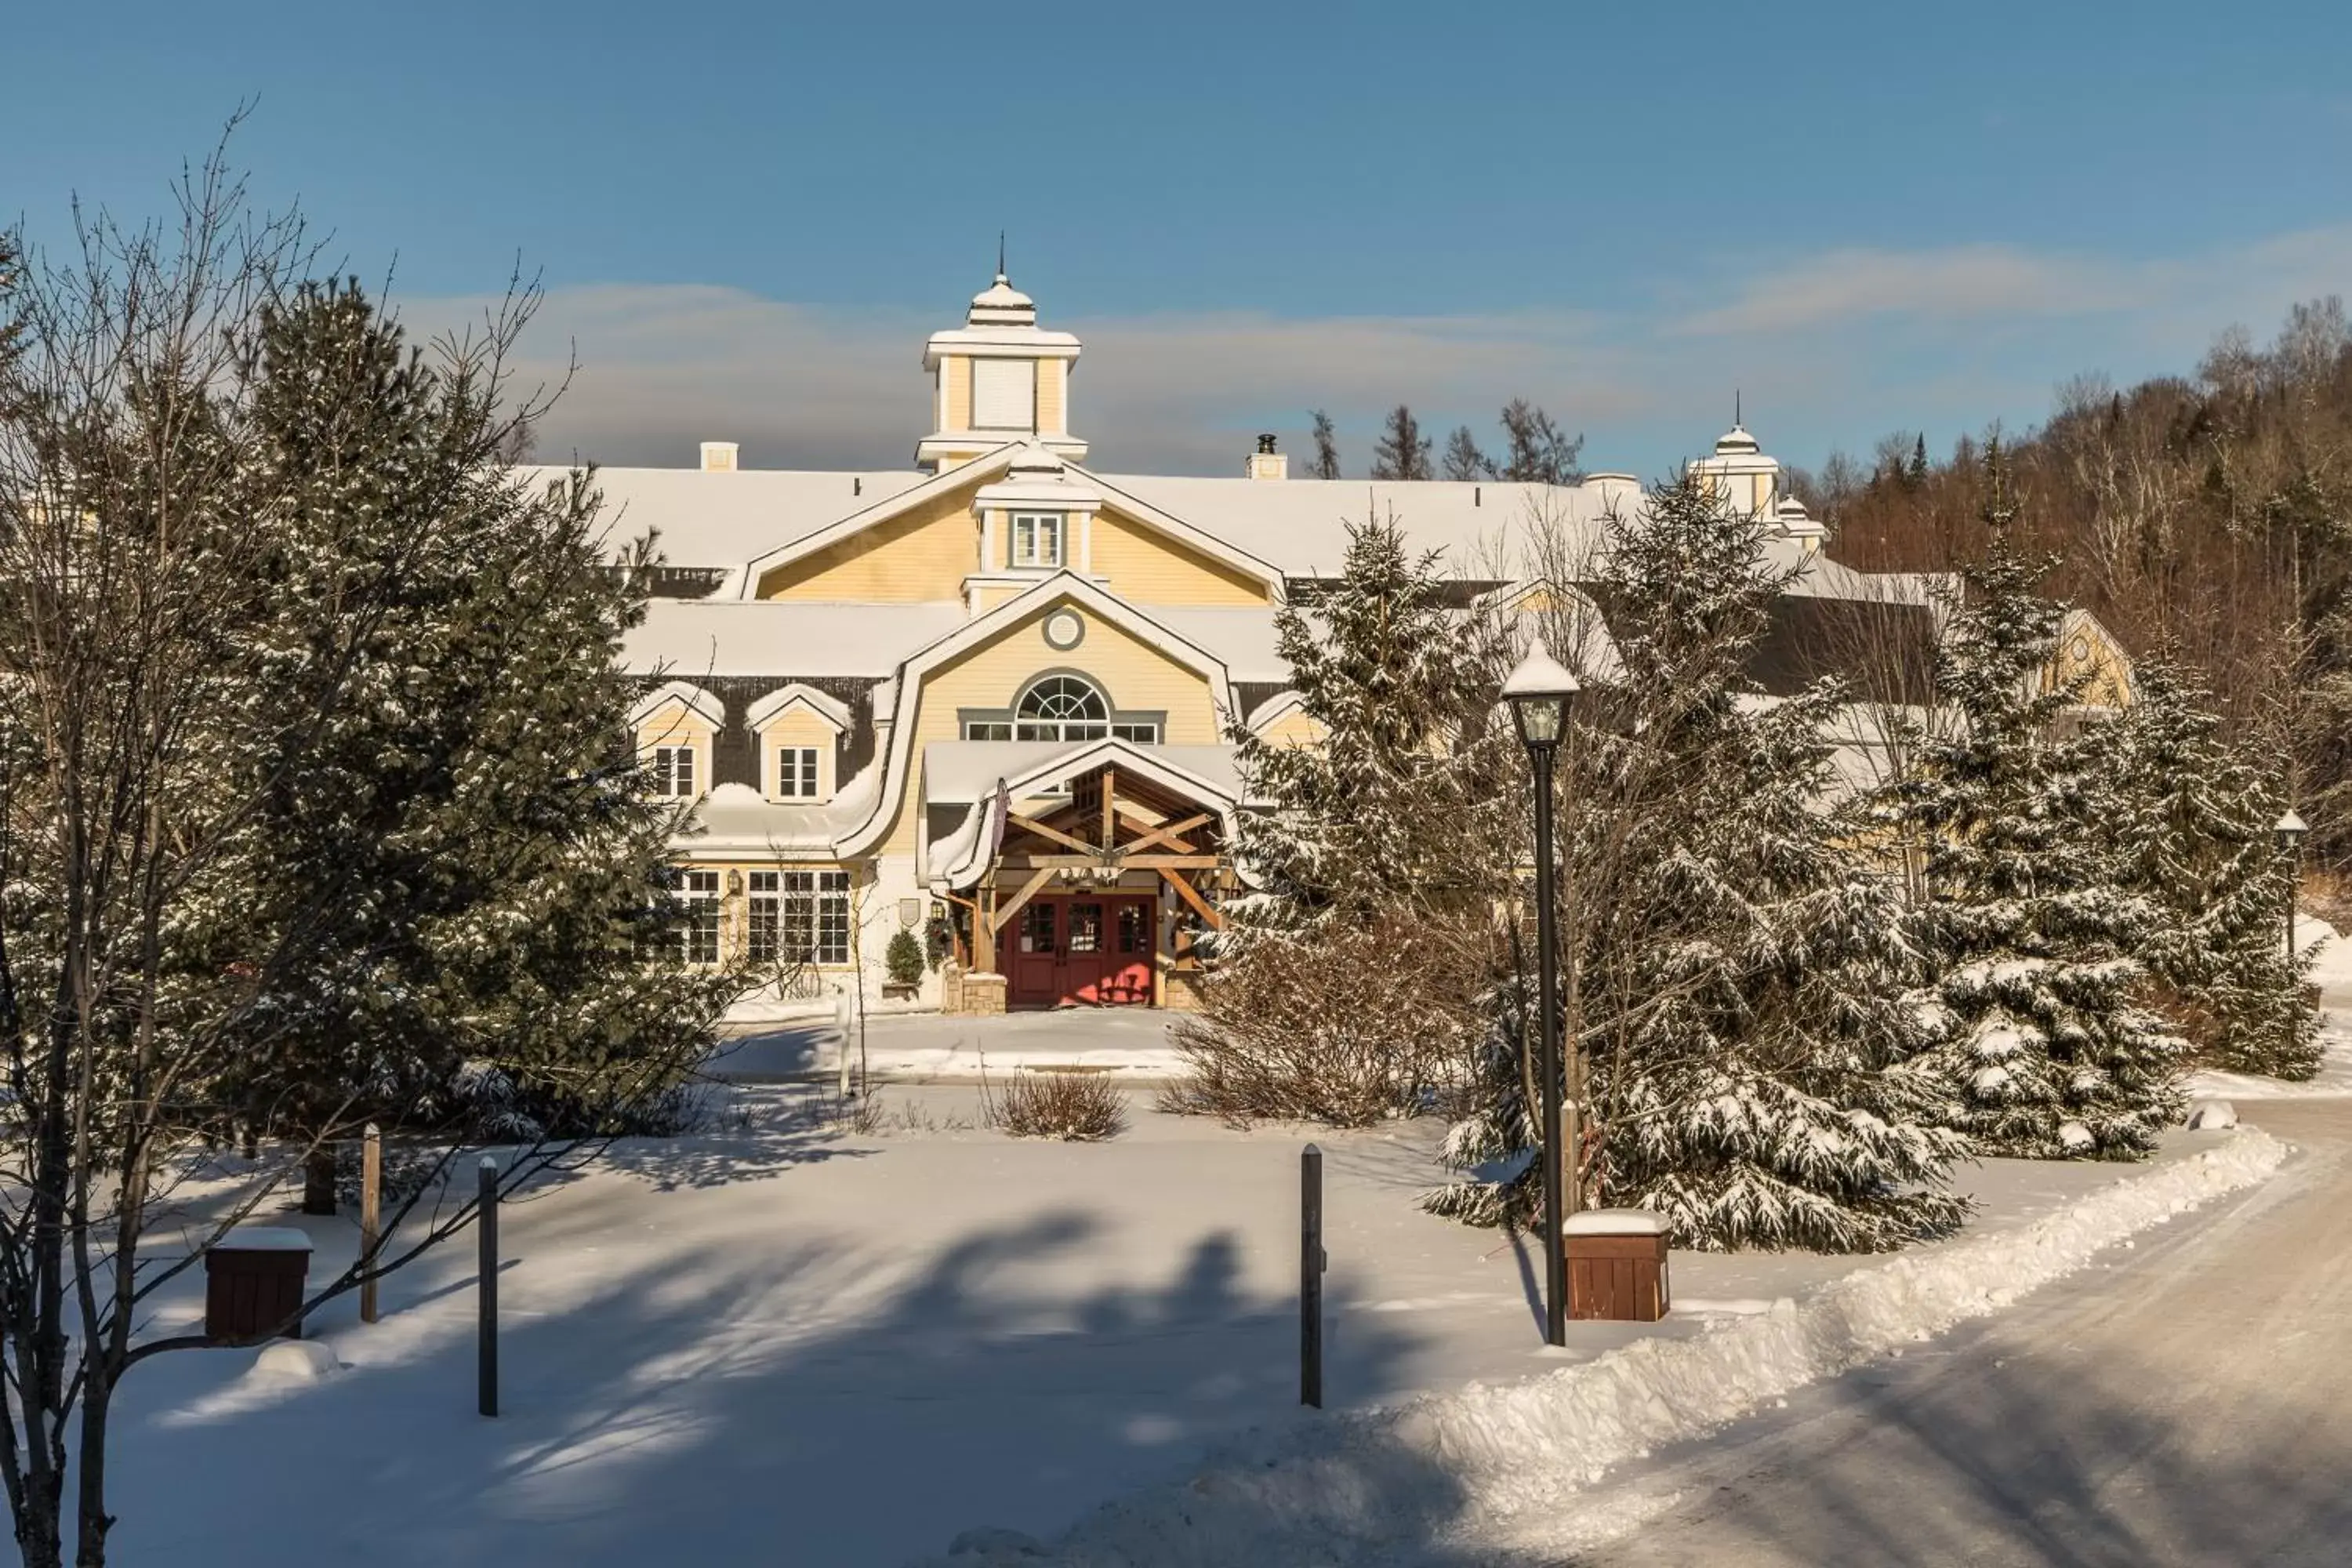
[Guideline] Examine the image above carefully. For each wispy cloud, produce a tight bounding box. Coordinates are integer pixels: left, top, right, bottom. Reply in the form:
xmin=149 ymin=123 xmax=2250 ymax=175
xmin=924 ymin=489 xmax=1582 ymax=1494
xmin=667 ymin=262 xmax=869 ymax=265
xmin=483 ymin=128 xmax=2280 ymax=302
xmin=399 ymin=223 xmax=2352 ymax=479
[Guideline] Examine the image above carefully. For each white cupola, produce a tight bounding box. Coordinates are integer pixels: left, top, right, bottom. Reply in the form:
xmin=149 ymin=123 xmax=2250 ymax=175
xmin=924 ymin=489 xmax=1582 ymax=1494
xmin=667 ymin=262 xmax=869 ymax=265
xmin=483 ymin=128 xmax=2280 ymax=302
xmin=916 ymin=250 xmax=1086 ymax=472
xmin=1688 ymin=397 xmax=1782 ymax=517
xmin=1772 ymin=492 xmax=1828 ymax=554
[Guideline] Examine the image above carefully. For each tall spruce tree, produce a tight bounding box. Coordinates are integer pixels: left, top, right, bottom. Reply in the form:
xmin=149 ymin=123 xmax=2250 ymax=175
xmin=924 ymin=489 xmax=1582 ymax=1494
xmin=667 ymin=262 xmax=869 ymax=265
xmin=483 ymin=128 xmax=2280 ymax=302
xmin=1497 ymin=397 xmax=1584 ymax=484
xmin=2103 ymin=655 xmax=2318 ymax=1076
xmin=1370 ymin=404 xmax=1432 ymax=480
xmin=1892 ymin=453 xmax=2185 ymax=1156
xmin=1308 ymin=408 xmax=1341 ymax=479
xmin=212 ymin=281 xmax=737 ymax=1204
xmin=1441 ymin=423 xmax=1492 ymax=481
xmin=1429 ymin=474 xmax=1967 ymax=1249
xmin=1168 ymin=514 xmax=1520 ymax=1123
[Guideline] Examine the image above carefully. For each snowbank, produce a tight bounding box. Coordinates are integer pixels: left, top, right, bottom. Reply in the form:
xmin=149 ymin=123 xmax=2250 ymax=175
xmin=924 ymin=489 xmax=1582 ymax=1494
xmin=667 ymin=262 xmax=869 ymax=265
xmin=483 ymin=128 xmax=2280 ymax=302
xmin=921 ymin=1130 xmax=2288 ymax=1567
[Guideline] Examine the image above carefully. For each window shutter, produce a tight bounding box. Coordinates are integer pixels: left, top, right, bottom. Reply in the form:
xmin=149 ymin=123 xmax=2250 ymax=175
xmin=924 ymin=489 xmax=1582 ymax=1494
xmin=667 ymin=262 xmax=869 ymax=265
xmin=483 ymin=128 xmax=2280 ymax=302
xmin=972 ymin=358 xmax=1035 ymax=430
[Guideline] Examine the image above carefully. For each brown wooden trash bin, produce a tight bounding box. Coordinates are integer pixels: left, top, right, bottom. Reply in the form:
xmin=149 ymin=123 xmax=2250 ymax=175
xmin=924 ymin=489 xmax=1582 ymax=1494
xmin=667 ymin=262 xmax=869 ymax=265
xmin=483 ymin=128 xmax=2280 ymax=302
xmin=205 ymin=1228 xmax=314 ymax=1344
xmin=1565 ymin=1209 xmax=1671 ymax=1323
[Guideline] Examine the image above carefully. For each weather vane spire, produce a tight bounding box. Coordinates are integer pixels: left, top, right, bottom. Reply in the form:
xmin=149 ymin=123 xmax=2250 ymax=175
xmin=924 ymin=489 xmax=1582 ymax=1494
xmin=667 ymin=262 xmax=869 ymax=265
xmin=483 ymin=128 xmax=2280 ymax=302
xmin=1735 ymin=388 xmax=1742 ymax=427
xmin=997 ymin=230 xmax=1006 ymax=279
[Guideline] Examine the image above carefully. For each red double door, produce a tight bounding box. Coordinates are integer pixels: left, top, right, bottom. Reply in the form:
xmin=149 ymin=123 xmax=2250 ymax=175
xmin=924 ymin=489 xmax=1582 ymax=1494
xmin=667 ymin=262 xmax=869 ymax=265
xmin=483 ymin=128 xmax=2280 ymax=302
xmin=1009 ymin=895 xmax=1155 ymax=1007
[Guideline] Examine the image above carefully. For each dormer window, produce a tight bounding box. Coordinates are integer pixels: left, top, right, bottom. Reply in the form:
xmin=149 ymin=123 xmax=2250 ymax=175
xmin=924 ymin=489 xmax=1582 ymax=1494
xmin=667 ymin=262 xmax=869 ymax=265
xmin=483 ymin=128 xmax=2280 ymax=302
xmin=1011 ymin=512 xmax=1064 ymax=569
xmin=777 ymin=746 xmax=820 ymax=799
xmin=653 ymin=745 xmax=697 ymax=797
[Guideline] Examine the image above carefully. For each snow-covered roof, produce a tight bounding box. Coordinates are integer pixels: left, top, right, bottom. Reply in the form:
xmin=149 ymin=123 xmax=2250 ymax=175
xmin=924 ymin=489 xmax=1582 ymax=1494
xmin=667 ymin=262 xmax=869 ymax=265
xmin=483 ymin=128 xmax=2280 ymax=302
xmin=1149 ymin=606 xmax=1287 ymax=683
xmin=673 ymin=775 xmax=884 ymax=858
xmin=622 ymin=599 xmax=967 ymax=678
xmin=524 ymin=465 xmax=931 ymax=570
xmin=920 ymin=740 xmax=1243 ymax=804
xmin=1095 ymin=474 xmax=1630 ymax=582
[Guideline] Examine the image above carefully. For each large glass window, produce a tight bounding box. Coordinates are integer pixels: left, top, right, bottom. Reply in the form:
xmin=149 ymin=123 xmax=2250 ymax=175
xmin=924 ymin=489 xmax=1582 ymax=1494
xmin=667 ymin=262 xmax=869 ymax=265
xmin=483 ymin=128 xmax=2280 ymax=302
xmin=1010 ymin=512 xmax=1063 ymax=568
xmin=1014 ymin=675 xmax=1109 ymax=742
xmin=764 ymin=869 xmax=851 ymax=966
xmin=679 ymin=869 xmax=720 ymax=965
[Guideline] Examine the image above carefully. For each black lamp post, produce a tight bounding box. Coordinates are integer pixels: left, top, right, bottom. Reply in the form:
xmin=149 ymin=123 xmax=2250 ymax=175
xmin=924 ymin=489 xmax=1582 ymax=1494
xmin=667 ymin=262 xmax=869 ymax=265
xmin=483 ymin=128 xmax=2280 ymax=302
xmin=1502 ymin=640 xmax=1581 ymax=1347
xmin=2278 ymin=808 xmax=2309 ymax=975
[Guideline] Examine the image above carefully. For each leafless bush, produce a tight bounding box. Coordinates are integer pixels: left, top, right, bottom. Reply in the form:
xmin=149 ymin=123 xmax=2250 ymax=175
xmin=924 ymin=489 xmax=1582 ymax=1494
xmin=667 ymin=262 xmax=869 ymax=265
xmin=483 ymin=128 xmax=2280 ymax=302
xmin=1162 ymin=917 xmax=1483 ymax=1127
xmin=985 ymin=1072 xmax=1130 ymax=1142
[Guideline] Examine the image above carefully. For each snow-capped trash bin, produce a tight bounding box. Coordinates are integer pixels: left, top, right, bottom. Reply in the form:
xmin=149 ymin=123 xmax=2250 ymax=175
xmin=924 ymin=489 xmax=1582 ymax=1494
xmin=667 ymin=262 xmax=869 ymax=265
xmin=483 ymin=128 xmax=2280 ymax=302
xmin=205 ymin=1227 xmax=314 ymax=1344
xmin=1565 ymin=1208 xmax=1671 ymax=1322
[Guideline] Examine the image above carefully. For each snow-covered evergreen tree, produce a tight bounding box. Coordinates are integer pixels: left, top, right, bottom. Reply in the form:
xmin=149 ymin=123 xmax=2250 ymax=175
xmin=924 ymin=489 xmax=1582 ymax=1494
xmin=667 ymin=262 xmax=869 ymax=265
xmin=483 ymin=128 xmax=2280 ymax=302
xmin=205 ymin=281 xmax=738 ymax=1196
xmin=2103 ymin=655 xmax=2317 ymax=1076
xmin=1893 ymin=453 xmax=2186 ymax=1156
xmin=1169 ymin=514 xmax=1520 ymax=1123
xmin=1430 ymin=474 xmax=1969 ymax=1250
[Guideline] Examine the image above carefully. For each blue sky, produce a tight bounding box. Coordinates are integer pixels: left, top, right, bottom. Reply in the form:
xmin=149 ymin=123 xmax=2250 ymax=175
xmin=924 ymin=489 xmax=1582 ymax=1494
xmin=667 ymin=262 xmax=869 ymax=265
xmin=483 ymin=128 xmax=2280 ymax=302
xmin=8 ymin=1 xmax=2350 ymax=477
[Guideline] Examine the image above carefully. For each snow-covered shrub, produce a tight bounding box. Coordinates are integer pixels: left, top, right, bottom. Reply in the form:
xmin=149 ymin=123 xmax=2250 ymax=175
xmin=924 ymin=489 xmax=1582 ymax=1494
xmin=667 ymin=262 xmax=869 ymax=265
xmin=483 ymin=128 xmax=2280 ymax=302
xmin=985 ymin=1072 xmax=1128 ymax=1142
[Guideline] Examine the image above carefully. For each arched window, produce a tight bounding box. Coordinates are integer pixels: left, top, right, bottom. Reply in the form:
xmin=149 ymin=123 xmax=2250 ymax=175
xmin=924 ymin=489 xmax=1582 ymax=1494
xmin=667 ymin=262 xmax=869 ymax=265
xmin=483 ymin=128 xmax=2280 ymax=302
xmin=1014 ymin=675 xmax=1109 ymax=741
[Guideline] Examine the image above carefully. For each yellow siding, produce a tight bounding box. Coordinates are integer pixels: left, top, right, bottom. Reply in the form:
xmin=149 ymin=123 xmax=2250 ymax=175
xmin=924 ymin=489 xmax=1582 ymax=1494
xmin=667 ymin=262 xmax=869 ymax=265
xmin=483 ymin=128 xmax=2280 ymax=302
xmin=1038 ymin=359 xmax=1065 ymax=432
xmin=1258 ymin=709 xmax=1327 ymax=749
xmin=1089 ymin=504 xmax=1270 ymax=605
xmin=881 ymin=601 xmax=1222 ymax=851
xmin=757 ymin=482 xmax=981 ymax=601
xmin=945 ymin=356 xmax=971 ymax=430
xmin=636 ymin=702 xmax=713 ymax=757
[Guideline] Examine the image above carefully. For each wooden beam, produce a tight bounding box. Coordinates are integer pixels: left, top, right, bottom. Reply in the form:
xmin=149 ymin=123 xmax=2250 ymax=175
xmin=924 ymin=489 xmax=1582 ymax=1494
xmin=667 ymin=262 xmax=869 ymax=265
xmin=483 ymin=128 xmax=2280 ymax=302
xmin=990 ymin=866 xmax=1058 ymax=934
xmin=1007 ymin=812 xmax=1098 ymax=857
xmin=1102 ymin=768 xmax=1116 ymax=850
xmin=1160 ymin=867 xmax=1224 ymax=928
xmin=974 ymin=887 xmax=996 ymax=971
xmin=1122 ymin=811 xmax=1213 ymax=855
xmin=999 ymin=853 xmax=1221 ymax=871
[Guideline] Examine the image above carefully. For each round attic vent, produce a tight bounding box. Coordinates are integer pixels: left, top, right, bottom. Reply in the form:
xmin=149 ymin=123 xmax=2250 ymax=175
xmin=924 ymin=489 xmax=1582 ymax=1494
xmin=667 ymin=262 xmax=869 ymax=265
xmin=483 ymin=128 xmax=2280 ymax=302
xmin=1044 ymin=609 xmax=1086 ymax=651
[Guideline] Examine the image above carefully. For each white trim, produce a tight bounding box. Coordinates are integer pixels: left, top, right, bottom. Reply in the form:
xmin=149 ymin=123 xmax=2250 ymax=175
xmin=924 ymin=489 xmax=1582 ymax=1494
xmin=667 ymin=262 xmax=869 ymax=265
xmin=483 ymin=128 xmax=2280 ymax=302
xmin=832 ymin=572 xmax=1237 ymax=860
xmin=1243 ymin=688 xmax=1308 ymax=733
xmin=743 ymin=681 xmax=852 ymax=733
xmin=739 ymin=444 xmax=1023 ymax=598
xmin=629 ymin=679 xmax=725 ymax=730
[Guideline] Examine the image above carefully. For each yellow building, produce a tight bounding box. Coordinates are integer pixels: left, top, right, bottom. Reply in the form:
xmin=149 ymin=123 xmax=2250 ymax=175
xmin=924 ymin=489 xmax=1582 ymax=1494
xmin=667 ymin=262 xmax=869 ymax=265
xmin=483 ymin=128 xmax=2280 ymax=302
xmin=567 ymin=267 xmax=2097 ymax=1014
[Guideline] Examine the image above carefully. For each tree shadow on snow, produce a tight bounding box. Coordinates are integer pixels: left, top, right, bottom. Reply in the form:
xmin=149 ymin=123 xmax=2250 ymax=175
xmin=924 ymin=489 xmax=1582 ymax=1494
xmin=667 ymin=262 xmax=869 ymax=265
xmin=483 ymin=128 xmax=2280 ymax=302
xmin=110 ymin=1202 xmax=1507 ymax=1568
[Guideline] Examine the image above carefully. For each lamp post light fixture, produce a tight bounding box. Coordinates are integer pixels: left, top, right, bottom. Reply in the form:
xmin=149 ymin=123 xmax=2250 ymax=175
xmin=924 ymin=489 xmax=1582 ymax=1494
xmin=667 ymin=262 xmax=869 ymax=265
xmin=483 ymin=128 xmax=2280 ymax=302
xmin=2278 ymin=809 xmax=2310 ymax=975
xmin=1501 ymin=639 xmax=1581 ymax=1348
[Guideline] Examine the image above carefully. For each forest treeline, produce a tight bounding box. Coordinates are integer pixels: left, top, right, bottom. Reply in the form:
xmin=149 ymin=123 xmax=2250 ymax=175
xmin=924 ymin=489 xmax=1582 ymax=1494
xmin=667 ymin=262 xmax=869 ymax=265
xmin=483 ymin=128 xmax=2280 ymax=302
xmin=1795 ymin=298 xmax=2352 ymax=869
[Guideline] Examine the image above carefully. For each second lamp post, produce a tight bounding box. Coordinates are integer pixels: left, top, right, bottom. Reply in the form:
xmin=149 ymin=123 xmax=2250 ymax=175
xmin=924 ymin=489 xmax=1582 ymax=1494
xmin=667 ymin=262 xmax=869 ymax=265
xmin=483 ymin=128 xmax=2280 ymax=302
xmin=1502 ymin=640 xmax=1581 ymax=1347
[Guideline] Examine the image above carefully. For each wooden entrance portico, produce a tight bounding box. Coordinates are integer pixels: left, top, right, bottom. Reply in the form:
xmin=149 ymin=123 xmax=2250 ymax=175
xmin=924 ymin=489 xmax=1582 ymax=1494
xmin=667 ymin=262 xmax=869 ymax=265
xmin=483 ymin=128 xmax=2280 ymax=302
xmin=960 ymin=762 xmax=1228 ymax=1009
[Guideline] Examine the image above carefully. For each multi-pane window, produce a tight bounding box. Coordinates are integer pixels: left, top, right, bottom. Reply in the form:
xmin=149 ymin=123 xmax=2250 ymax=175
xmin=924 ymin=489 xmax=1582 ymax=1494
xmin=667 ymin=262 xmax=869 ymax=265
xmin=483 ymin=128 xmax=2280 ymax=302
xmin=961 ymin=720 xmax=1014 ymax=741
xmin=1014 ymin=675 xmax=1108 ymax=742
xmin=776 ymin=746 xmax=820 ymax=799
xmin=1109 ymin=721 xmax=1160 ymax=744
xmin=679 ymin=869 xmax=720 ymax=965
xmin=755 ymin=869 xmax=852 ymax=966
xmin=1010 ymin=512 xmax=1063 ymax=568
xmin=652 ymin=745 xmax=697 ymax=797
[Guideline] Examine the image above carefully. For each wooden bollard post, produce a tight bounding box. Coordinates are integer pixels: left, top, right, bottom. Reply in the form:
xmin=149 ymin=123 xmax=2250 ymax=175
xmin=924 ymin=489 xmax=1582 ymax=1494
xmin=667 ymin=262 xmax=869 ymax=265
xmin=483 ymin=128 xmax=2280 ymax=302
xmin=1301 ymin=1143 xmax=1325 ymax=1409
xmin=359 ymin=1123 xmax=381 ymax=1325
xmin=478 ymin=1156 xmax=499 ymax=1418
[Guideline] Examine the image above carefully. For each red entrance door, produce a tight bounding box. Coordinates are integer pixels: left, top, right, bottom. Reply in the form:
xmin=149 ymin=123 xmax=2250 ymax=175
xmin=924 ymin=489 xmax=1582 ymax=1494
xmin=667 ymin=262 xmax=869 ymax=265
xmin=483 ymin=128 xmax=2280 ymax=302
xmin=1007 ymin=895 xmax=1155 ymax=1007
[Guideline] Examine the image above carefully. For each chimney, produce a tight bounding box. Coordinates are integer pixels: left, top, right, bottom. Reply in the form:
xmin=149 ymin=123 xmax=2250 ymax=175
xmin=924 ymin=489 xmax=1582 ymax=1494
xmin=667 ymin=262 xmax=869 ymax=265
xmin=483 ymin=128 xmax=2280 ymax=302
xmin=700 ymin=441 xmax=739 ymax=473
xmin=1246 ymin=432 xmax=1287 ymax=481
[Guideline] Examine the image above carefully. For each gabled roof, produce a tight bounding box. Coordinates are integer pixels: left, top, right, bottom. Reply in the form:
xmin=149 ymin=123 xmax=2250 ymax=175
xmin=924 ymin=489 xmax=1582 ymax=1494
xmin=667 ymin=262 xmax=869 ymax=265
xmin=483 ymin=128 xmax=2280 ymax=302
xmin=744 ymin=682 xmax=853 ymax=732
xmin=832 ymin=572 xmax=1236 ymax=858
xmin=923 ymin=737 xmax=1246 ymax=891
xmin=735 ymin=444 xmax=1026 ymax=597
xmin=628 ymin=679 xmax=725 ymax=729
xmin=518 ymin=464 xmax=930 ymax=570
xmin=624 ymin=599 xmax=968 ymax=678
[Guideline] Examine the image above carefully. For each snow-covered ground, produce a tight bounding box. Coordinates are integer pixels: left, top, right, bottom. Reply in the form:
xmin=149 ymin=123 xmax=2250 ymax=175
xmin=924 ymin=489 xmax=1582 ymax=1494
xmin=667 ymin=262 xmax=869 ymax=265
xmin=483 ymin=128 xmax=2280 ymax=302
xmin=2188 ymin=913 xmax=2352 ymax=1100
xmin=103 ymin=1073 xmax=2288 ymax=1567
xmin=713 ymin=1007 xmax=1188 ymax=1081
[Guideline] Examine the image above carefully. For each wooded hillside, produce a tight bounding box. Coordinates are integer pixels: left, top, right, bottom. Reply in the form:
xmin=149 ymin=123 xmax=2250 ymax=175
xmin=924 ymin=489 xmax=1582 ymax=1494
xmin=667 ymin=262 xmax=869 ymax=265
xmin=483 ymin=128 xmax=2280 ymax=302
xmin=1800 ymin=299 xmax=2352 ymax=869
